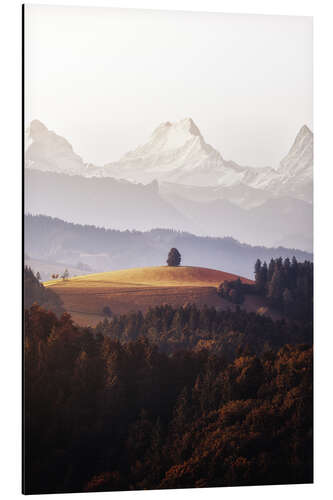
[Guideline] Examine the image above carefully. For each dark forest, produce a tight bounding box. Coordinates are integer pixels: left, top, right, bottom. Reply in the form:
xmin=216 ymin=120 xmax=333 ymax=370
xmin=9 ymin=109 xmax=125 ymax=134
xmin=23 ymin=263 xmax=313 ymax=493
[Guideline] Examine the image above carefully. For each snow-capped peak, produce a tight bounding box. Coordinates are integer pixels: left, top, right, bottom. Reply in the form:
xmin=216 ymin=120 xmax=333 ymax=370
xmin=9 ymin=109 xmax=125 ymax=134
xmin=25 ymin=120 xmax=90 ymax=175
xmin=153 ymin=117 xmax=201 ymax=137
xmin=24 ymin=119 xmax=313 ymax=204
xmin=102 ymin=117 xmax=235 ymax=185
xmin=123 ymin=117 xmax=205 ymax=160
xmin=29 ymin=119 xmax=48 ymax=137
xmin=279 ymin=124 xmax=313 ymax=180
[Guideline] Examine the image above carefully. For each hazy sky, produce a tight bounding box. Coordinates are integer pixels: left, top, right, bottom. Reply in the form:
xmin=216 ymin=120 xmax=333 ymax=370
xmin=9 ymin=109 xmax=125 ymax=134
xmin=25 ymin=5 xmax=312 ymax=168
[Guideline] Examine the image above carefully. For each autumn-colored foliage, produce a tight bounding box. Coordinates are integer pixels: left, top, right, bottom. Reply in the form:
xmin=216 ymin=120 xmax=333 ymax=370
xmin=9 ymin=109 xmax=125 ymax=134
xmin=24 ymin=303 xmax=312 ymax=494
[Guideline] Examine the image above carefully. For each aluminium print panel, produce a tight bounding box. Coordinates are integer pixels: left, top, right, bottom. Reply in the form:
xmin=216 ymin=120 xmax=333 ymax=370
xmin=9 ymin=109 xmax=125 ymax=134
xmin=23 ymin=4 xmax=313 ymax=494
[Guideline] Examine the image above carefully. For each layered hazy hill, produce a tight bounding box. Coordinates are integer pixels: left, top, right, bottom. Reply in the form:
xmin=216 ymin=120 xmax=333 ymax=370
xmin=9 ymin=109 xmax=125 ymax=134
xmin=25 ymin=118 xmax=313 ymax=251
xmin=43 ymin=265 xmax=255 ymax=326
xmin=25 ymin=170 xmax=190 ymax=232
xmin=25 ymin=214 xmax=312 ymax=281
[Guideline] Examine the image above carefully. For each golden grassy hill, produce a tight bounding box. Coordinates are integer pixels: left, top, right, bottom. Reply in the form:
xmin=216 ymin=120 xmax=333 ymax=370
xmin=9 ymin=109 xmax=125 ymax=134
xmin=44 ymin=266 xmax=256 ymax=327
xmin=44 ymin=265 xmax=253 ymax=289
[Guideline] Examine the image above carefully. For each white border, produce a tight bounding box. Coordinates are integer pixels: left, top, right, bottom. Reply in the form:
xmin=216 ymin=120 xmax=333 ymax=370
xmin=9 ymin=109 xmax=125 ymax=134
xmin=1 ymin=1 xmax=332 ymax=499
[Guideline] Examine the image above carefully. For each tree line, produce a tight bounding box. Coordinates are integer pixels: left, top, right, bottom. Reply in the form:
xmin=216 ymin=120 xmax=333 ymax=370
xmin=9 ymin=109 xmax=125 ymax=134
xmin=254 ymin=257 xmax=313 ymax=320
xmin=95 ymin=303 xmax=312 ymax=358
xmin=217 ymin=257 xmax=313 ymax=321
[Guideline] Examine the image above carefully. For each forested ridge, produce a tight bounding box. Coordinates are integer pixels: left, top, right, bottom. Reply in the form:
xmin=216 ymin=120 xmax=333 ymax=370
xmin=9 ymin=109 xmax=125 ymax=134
xmin=25 ymin=214 xmax=312 ymax=279
xmin=24 ymin=266 xmax=64 ymax=316
xmin=24 ymin=260 xmax=313 ymax=493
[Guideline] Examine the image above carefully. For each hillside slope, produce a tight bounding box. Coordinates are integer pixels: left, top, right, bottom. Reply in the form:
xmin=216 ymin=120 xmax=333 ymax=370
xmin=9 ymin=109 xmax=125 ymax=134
xmin=45 ymin=265 xmax=253 ymax=288
xmin=43 ymin=266 xmax=272 ymax=327
xmin=24 ymin=169 xmax=312 ymax=251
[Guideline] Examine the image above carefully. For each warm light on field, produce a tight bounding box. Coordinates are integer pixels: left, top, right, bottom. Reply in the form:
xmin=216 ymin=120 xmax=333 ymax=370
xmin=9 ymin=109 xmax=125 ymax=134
xmin=43 ymin=266 xmax=255 ymax=326
xmin=44 ymin=265 xmax=253 ymax=288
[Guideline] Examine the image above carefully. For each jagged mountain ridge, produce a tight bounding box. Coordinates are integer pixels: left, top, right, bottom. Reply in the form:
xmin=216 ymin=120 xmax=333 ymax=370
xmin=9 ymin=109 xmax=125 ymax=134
xmin=280 ymin=125 xmax=313 ymax=179
xmin=25 ymin=118 xmax=313 ymax=204
xmin=24 ymin=118 xmax=313 ymax=250
xmin=274 ymin=125 xmax=313 ymax=201
xmin=98 ymin=117 xmax=285 ymax=191
xmin=25 ymin=120 xmax=91 ymax=176
xmin=103 ymin=118 xmax=252 ymax=186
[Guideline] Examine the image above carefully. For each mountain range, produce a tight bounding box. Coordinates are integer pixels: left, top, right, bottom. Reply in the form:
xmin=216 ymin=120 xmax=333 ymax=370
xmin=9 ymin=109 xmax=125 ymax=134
xmin=25 ymin=118 xmax=313 ymax=251
xmin=25 ymin=118 xmax=313 ymax=201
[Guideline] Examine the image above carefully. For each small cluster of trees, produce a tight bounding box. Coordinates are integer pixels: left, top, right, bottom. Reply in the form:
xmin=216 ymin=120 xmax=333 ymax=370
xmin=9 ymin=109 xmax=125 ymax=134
xmin=51 ymin=269 xmax=69 ymax=280
xmin=217 ymin=278 xmax=245 ymax=304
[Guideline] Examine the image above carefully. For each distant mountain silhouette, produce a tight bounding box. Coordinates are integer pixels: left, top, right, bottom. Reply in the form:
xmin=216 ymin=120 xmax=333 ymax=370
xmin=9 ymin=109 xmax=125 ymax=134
xmin=25 ymin=119 xmax=313 ymax=250
xmin=25 ymin=169 xmax=312 ymax=250
xmin=25 ymin=169 xmax=191 ymax=232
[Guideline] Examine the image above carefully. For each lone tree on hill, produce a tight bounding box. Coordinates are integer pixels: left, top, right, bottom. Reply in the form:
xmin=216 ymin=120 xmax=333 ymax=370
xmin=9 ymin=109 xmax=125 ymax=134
xmin=167 ymin=248 xmax=181 ymax=267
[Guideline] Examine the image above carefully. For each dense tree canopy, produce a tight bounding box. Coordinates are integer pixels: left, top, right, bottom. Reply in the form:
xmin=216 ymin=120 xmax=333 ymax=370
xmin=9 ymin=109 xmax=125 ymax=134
xmin=254 ymin=257 xmax=313 ymax=320
xmin=217 ymin=278 xmax=246 ymax=304
xmin=95 ymin=303 xmax=312 ymax=357
xmin=24 ymin=305 xmax=313 ymax=494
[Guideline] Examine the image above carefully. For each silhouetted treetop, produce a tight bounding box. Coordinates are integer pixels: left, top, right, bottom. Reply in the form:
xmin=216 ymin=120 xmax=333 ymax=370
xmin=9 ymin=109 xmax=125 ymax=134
xmin=167 ymin=248 xmax=181 ymax=267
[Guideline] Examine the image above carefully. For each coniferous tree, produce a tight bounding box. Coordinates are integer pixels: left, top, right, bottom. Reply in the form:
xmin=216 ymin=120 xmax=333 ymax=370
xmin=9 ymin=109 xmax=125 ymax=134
xmin=291 ymin=256 xmax=298 ymax=288
xmin=261 ymin=261 xmax=268 ymax=290
xmin=255 ymin=259 xmax=268 ymax=293
xmin=254 ymin=259 xmax=262 ymax=289
xmin=267 ymin=268 xmax=283 ymax=307
xmin=268 ymin=259 xmax=275 ymax=281
xmin=255 ymin=257 xmax=313 ymax=320
xmin=282 ymin=288 xmax=293 ymax=316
